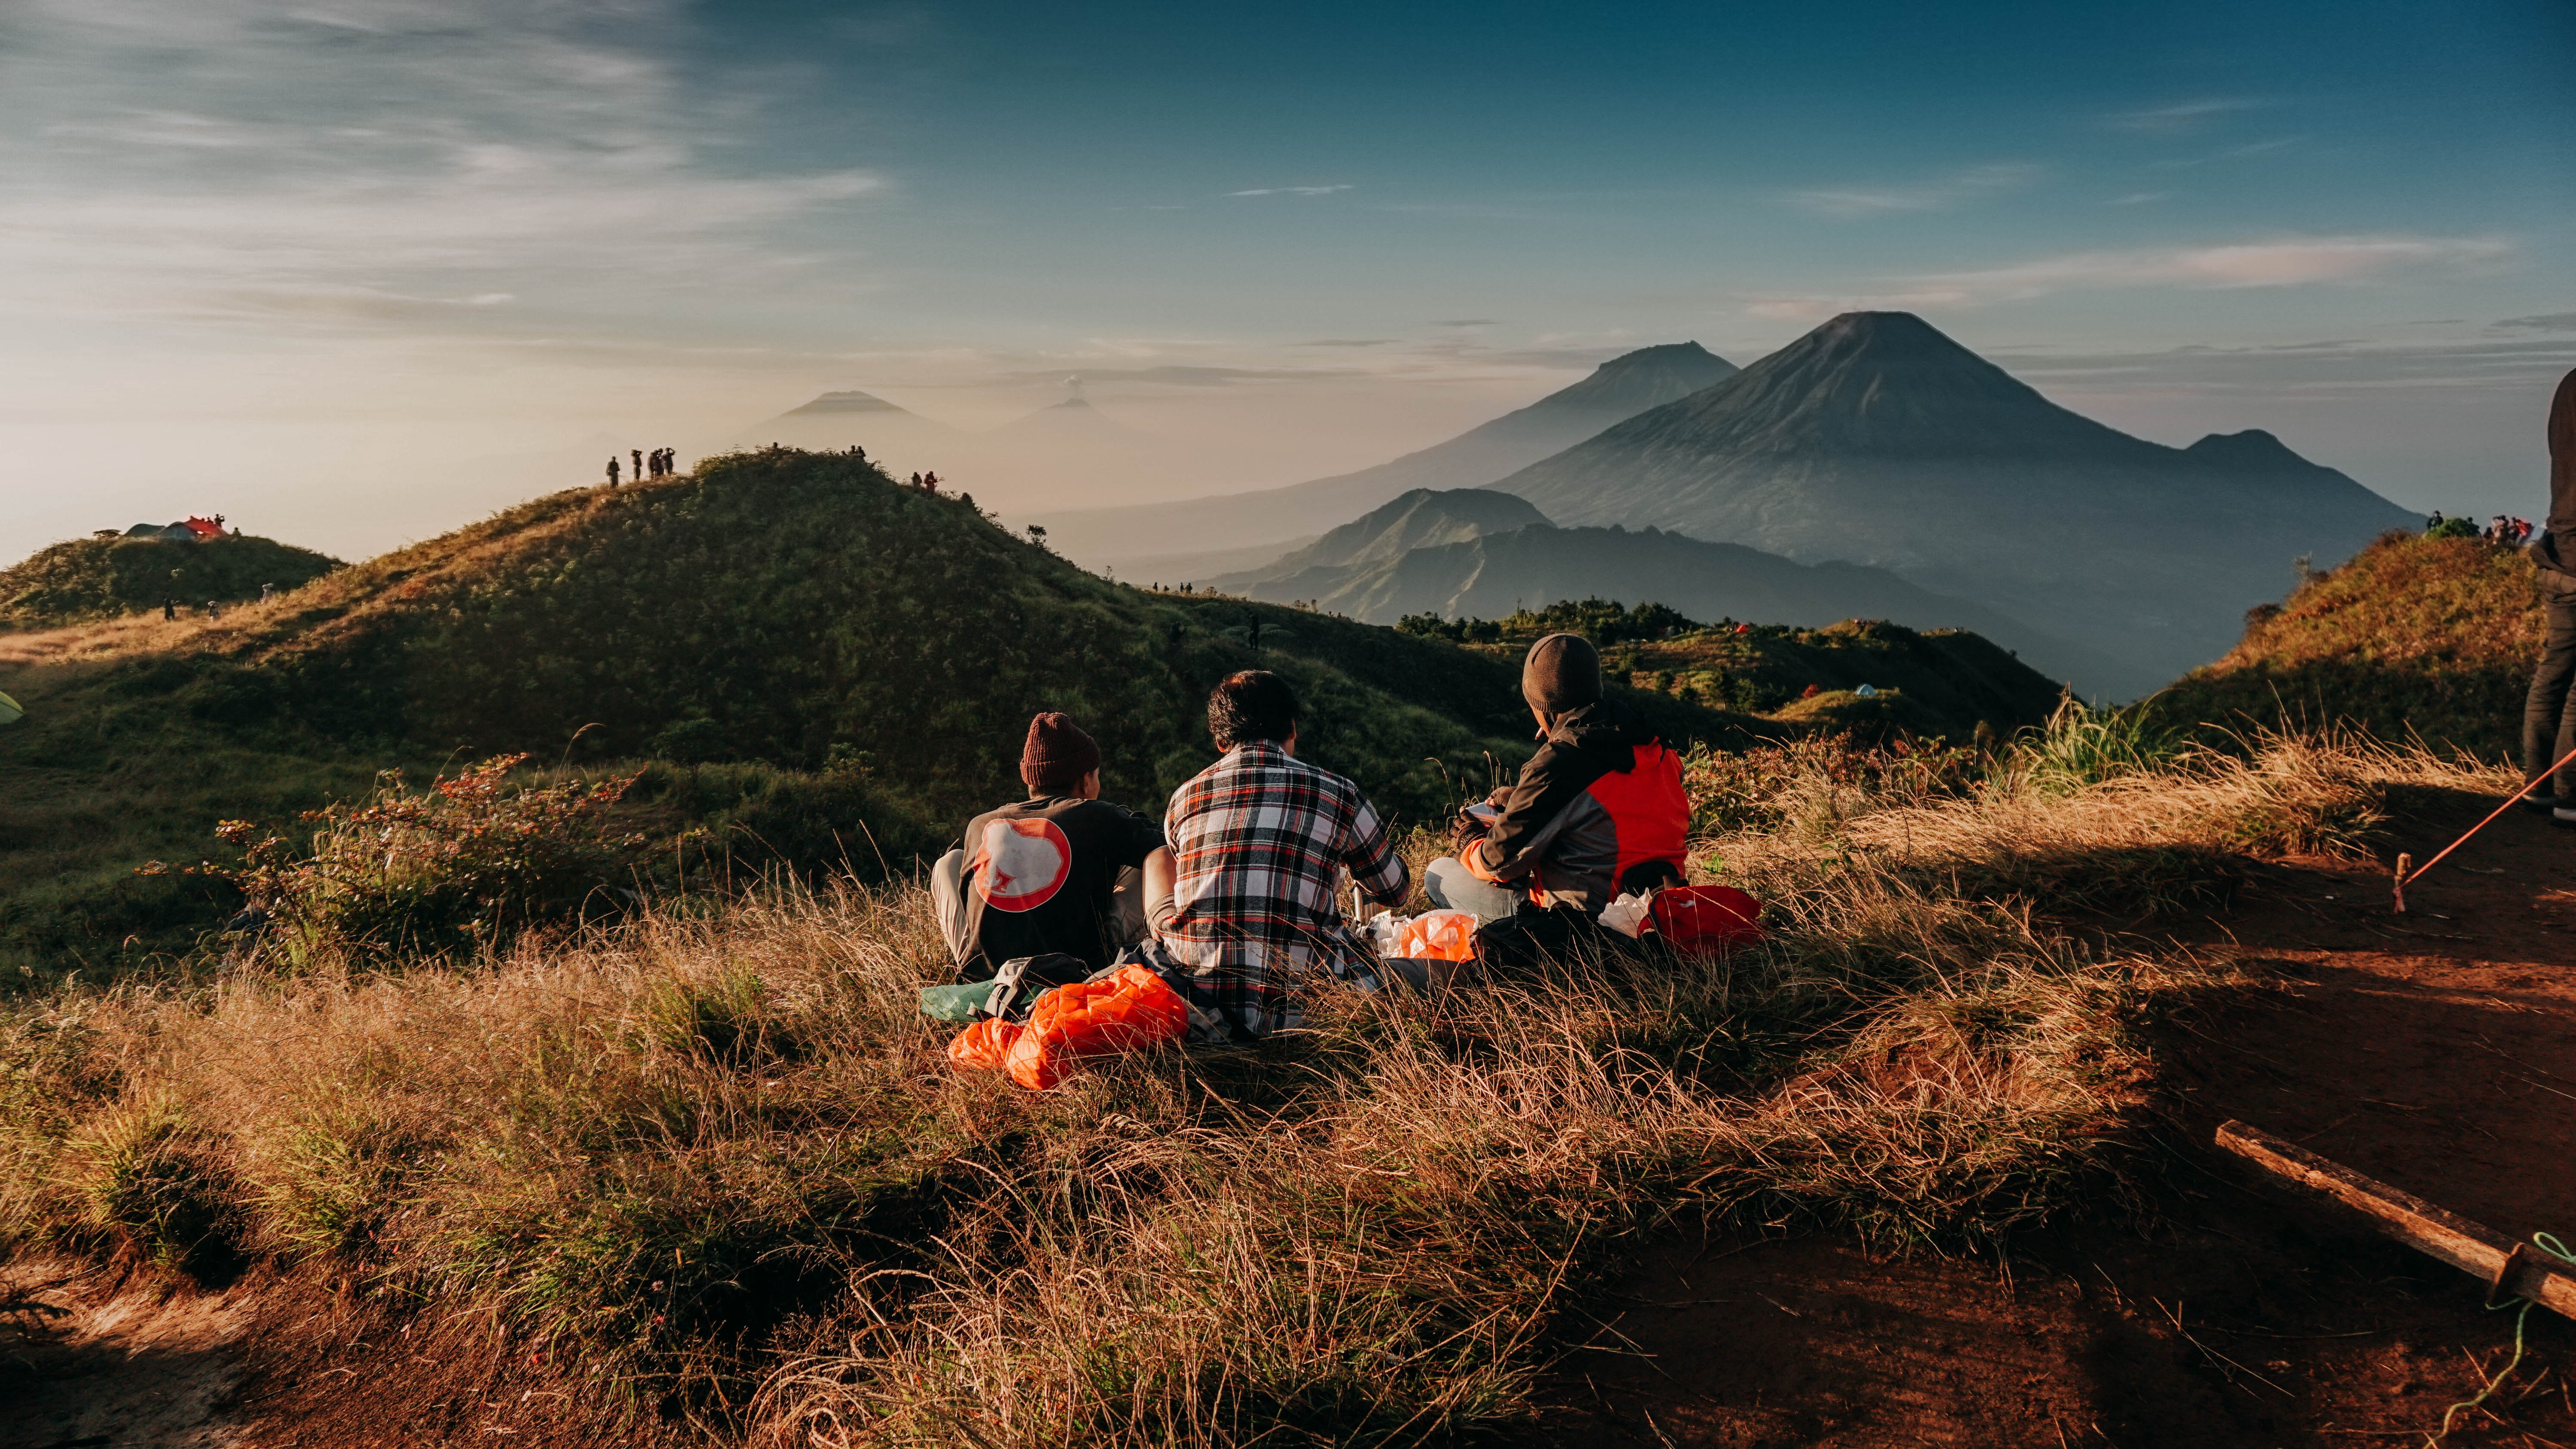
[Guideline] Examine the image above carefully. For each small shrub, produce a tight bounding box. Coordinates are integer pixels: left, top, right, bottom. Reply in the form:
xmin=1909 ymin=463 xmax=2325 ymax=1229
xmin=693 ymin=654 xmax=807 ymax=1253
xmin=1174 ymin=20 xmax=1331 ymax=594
xmin=168 ymin=754 xmax=654 ymax=965
xmin=70 ymin=1095 xmax=243 ymax=1273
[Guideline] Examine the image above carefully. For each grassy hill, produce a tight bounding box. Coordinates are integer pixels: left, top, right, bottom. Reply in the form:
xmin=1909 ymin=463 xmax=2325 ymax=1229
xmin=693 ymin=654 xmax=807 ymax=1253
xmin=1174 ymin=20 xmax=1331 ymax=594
xmin=2153 ymin=530 xmax=2539 ymax=758
xmin=0 ymin=450 xmax=1761 ymax=977
xmin=0 ymin=532 xmax=343 ymax=630
xmin=1400 ymin=599 xmax=2066 ymax=742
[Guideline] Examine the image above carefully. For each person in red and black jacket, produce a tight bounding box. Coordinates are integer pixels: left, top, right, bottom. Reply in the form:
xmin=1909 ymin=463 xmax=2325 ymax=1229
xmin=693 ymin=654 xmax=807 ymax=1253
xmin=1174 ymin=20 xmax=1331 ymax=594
xmin=1424 ymin=632 xmax=1689 ymax=923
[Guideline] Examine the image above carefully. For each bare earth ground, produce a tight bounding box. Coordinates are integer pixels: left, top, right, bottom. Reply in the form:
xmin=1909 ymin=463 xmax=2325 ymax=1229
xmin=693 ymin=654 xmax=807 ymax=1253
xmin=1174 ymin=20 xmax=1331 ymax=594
xmin=12 ymin=789 xmax=2574 ymax=1447
xmin=1539 ymin=787 xmax=2576 ymax=1447
xmin=0 ymin=1259 xmax=247 ymax=1449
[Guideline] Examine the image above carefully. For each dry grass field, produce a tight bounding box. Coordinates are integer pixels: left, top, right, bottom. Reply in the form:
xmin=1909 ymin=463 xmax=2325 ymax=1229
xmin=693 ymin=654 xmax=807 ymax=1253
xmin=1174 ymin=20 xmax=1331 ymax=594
xmin=5 ymin=707 xmax=2524 ymax=1447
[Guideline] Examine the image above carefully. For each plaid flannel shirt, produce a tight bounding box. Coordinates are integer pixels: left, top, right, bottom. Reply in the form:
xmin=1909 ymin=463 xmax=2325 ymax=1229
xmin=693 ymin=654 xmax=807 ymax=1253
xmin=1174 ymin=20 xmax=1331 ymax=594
xmin=1161 ymin=740 xmax=1409 ymax=1038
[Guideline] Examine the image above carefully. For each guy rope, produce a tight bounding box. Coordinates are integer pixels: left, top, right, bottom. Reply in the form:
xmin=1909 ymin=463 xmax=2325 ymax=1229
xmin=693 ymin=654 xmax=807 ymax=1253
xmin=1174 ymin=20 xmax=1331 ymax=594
xmin=2391 ymin=741 xmax=2576 ymax=912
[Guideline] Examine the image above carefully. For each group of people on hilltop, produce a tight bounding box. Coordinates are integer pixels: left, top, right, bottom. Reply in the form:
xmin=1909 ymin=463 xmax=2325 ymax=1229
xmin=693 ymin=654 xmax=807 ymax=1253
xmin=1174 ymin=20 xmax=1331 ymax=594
xmin=930 ymin=633 xmax=1688 ymax=1040
xmin=2430 ymin=509 xmax=2537 ymax=545
xmin=906 ymin=470 xmax=943 ymax=493
xmin=605 ymin=448 xmax=678 ymax=487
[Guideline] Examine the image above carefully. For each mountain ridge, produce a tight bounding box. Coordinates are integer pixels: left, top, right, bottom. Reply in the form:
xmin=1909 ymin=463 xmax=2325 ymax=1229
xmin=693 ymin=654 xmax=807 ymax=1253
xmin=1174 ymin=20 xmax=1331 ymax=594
xmin=1021 ymin=341 xmax=1738 ymax=569
xmin=1488 ymin=312 xmax=2415 ymax=696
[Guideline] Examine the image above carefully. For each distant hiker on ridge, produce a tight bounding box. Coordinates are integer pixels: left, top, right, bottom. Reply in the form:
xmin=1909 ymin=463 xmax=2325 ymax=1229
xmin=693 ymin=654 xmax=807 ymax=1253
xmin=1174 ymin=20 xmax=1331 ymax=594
xmin=606 ymin=456 xmax=620 ymax=487
xmin=163 ymin=598 xmax=175 ymax=621
xmin=631 ymin=449 xmax=643 ymax=482
xmin=2521 ymin=366 xmax=2576 ymax=827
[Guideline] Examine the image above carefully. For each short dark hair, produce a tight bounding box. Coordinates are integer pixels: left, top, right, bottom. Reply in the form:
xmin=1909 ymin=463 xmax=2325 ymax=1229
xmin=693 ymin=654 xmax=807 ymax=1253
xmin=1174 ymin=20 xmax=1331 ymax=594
xmin=1207 ymin=670 xmax=1298 ymax=749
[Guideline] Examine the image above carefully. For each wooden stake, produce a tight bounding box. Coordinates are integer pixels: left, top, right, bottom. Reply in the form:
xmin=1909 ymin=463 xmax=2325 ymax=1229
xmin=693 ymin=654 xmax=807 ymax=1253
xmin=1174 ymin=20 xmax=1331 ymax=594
xmin=2392 ymin=851 xmax=2411 ymax=914
xmin=2217 ymin=1121 xmax=2576 ymax=1321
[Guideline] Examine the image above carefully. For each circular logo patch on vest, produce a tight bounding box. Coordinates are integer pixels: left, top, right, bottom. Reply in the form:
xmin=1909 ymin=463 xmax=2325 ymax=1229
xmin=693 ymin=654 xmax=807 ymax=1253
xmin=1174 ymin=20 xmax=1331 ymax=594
xmin=971 ymin=818 xmax=1072 ymax=912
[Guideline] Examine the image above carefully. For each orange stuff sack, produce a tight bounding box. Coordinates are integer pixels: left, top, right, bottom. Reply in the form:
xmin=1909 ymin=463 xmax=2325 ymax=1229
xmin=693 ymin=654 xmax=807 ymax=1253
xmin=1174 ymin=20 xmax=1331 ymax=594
xmin=947 ymin=1017 xmax=1022 ymax=1072
xmin=1647 ymin=884 xmax=1764 ymax=956
xmin=1392 ymin=909 xmax=1480 ymax=963
xmin=1001 ymin=963 xmax=1190 ymax=1090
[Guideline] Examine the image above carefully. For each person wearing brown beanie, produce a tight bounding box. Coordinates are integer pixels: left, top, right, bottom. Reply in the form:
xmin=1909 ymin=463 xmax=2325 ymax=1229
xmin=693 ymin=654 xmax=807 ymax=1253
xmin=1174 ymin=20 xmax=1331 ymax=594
xmin=1423 ymin=632 xmax=1688 ymax=938
xmin=2521 ymin=367 xmax=2576 ymax=825
xmin=931 ymin=712 xmax=1171 ymax=979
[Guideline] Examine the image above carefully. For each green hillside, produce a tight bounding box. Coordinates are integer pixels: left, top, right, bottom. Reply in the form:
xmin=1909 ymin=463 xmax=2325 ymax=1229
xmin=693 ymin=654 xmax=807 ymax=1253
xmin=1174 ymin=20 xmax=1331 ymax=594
xmin=1401 ymin=599 xmax=2067 ymax=741
xmin=0 ymin=449 xmax=1759 ymax=976
xmin=2152 ymin=530 xmax=2537 ymax=758
xmin=0 ymin=531 xmax=343 ymax=630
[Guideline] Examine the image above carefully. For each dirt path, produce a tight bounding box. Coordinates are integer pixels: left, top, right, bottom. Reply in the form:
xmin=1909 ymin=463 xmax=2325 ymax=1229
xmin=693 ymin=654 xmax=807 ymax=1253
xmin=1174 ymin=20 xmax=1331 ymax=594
xmin=1536 ymin=790 xmax=2576 ymax=1446
xmin=1 ymin=1258 xmax=247 ymax=1449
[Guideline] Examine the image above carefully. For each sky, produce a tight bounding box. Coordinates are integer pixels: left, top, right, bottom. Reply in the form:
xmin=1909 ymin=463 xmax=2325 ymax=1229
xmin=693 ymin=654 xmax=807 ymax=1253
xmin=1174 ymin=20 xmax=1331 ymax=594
xmin=3 ymin=0 xmax=2572 ymax=564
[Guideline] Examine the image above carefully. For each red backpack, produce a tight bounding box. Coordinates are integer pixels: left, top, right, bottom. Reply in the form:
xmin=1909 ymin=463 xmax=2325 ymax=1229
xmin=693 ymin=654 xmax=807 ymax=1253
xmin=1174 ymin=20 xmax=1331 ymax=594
xmin=1646 ymin=885 xmax=1765 ymax=956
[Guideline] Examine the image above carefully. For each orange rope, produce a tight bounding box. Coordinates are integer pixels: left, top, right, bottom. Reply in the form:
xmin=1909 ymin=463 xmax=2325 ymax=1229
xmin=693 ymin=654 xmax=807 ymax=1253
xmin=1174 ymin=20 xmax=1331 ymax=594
xmin=2392 ymin=742 xmax=2576 ymax=912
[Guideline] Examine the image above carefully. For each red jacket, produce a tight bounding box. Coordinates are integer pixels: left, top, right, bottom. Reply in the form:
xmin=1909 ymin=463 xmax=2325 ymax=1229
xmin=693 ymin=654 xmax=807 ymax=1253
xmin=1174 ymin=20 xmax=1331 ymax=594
xmin=1465 ymin=699 xmax=1689 ymax=912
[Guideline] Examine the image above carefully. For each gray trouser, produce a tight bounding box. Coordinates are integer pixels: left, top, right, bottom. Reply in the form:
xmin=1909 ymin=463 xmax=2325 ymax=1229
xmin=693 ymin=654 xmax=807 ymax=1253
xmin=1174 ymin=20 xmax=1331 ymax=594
xmin=2527 ymin=595 xmax=2576 ymax=798
xmin=1422 ymin=855 xmax=1521 ymax=923
xmin=930 ymin=848 xmax=1146 ymax=968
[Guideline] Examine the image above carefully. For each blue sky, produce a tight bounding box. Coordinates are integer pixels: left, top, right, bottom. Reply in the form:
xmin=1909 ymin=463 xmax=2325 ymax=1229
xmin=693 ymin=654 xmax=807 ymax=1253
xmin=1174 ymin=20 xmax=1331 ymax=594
xmin=2 ymin=0 xmax=2571 ymax=560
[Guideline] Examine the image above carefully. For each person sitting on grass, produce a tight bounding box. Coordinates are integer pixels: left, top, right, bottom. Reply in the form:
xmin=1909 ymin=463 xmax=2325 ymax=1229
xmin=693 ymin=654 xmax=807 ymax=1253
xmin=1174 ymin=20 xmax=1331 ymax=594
xmin=1423 ymin=632 xmax=1689 ymax=940
xmin=1154 ymin=670 xmax=1410 ymax=1038
xmin=931 ymin=712 xmax=1170 ymax=981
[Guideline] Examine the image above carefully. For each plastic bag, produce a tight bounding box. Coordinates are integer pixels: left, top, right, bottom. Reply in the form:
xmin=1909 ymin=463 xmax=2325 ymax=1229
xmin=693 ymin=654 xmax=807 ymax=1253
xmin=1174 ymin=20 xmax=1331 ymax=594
xmin=1597 ymin=890 xmax=1654 ymax=940
xmin=1390 ymin=909 xmax=1480 ymax=962
xmin=948 ymin=963 xmax=1190 ymax=1090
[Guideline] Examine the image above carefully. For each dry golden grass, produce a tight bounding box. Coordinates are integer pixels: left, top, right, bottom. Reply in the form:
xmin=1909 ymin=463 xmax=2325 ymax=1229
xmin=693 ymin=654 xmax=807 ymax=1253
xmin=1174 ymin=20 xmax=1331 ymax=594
xmin=0 ymin=720 xmax=2500 ymax=1445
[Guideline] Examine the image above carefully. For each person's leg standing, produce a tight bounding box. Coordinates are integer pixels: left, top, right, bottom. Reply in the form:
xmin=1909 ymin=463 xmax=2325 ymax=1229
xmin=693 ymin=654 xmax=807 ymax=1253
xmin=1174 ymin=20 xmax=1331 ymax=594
xmin=2526 ymin=591 xmax=2576 ymax=805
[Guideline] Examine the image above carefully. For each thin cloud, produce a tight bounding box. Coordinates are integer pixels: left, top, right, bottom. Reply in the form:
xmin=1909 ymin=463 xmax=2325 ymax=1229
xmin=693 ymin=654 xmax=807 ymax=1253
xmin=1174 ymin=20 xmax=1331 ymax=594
xmin=1744 ymin=235 xmax=2512 ymax=320
xmin=2497 ymin=312 xmax=2576 ymax=332
xmin=2107 ymin=97 xmax=2271 ymax=133
xmin=1926 ymin=236 xmax=2510 ymax=297
xmin=1228 ymin=184 xmax=1352 ymax=197
xmin=2105 ymin=191 xmax=2171 ymax=206
xmin=1431 ymin=319 xmax=1494 ymax=327
xmin=1789 ymin=163 xmax=2041 ymax=219
xmin=2153 ymin=136 xmax=2309 ymax=170
xmin=0 ymin=1 xmax=887 ymax=336
xmin=993 ymin=365 xmax=1365 ymax=385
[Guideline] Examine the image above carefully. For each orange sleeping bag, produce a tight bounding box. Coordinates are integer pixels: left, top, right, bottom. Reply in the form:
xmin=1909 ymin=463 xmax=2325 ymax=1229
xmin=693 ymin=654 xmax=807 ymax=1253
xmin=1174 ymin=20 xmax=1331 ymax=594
xmin=944 ymin=963 xmax=1190 ymax=1090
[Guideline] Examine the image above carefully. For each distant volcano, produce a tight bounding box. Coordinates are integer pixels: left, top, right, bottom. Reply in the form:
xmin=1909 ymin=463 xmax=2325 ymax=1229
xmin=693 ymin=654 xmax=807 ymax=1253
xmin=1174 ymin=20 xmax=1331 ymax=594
xmin=780 ymin=390 xmax=917 ymax=417
xmin=1489 ymin=312 xmax=2415 ymax=696
xmin=1021 ymin=341 xmax=1739 ymax=567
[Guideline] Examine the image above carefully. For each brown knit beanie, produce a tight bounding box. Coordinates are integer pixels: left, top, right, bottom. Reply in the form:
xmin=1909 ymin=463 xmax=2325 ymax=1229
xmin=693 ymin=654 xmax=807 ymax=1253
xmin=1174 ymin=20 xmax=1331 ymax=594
xmin=1522 ymin=633 xmax=1602 ymax=715
xmin=1020 ymin=712 xmax=1102 ymax=794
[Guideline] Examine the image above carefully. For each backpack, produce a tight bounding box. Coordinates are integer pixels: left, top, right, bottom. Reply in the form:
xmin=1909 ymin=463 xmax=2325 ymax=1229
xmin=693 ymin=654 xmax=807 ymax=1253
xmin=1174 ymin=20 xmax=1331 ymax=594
xmin=917 ymin=951 xmax=1092 ymax=1023
xmin=1645 ymin=885 xmax=1765 ymax=956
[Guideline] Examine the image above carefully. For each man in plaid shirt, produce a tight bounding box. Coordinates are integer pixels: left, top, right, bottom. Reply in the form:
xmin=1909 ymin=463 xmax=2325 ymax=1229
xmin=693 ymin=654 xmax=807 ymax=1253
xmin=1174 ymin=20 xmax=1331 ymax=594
xmin=1151 ymin=670 xmax=1410 ymax=1038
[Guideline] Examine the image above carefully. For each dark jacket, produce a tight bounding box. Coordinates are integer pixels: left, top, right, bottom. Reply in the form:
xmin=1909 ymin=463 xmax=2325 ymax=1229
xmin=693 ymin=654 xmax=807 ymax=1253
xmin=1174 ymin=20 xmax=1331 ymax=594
xmin=2541 ymin=369 xmax=2576 ymax=594
xmin=1464 ymin=698 xmax=1689 ymax=912
xmin=951 ymin=795 xmax=1163 ymax=980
